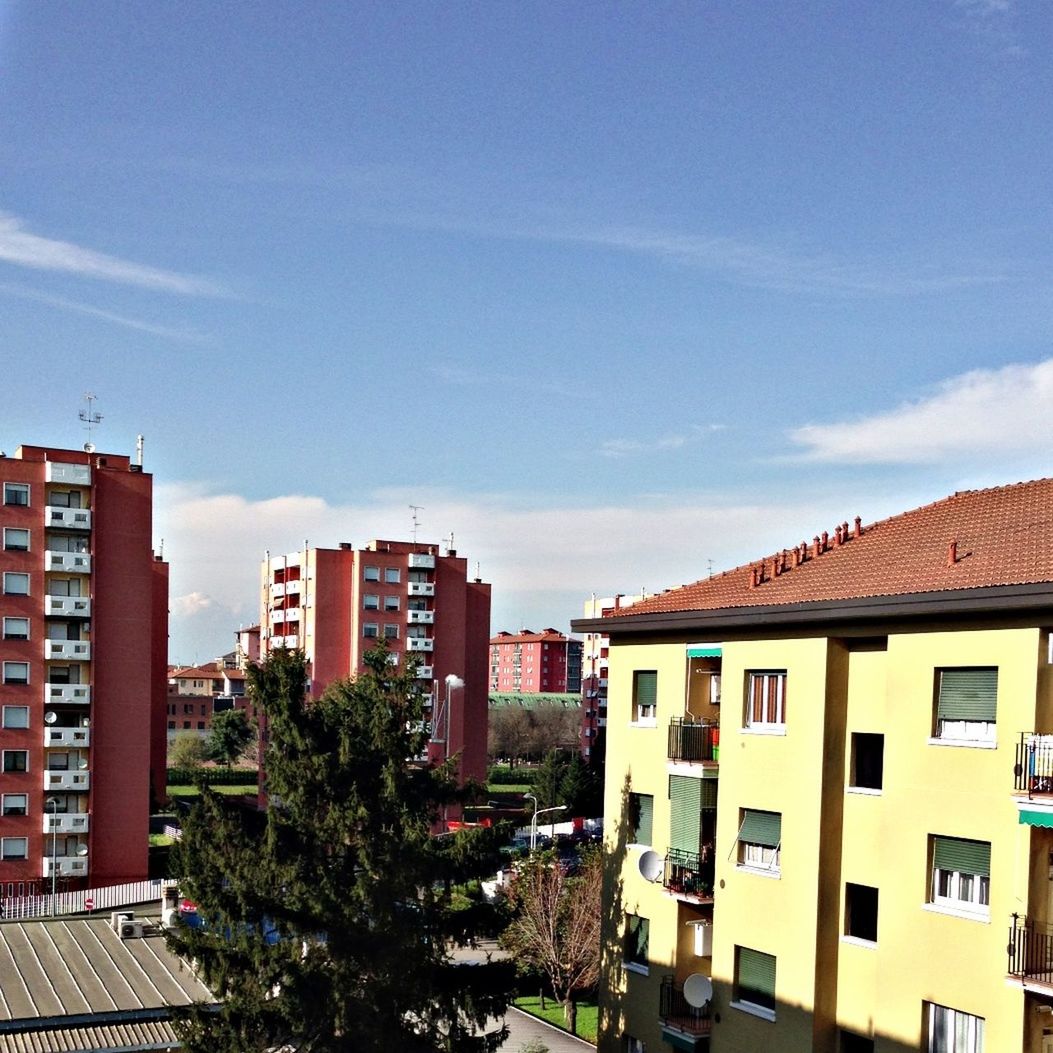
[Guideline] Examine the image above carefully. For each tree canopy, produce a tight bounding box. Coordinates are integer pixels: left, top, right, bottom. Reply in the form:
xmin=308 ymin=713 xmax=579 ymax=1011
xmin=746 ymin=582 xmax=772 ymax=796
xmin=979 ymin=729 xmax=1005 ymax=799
xmin=207 ymin=706 xmax=256 ymax=766
xmin=167 ymin=647 xmax=515 ymax=1052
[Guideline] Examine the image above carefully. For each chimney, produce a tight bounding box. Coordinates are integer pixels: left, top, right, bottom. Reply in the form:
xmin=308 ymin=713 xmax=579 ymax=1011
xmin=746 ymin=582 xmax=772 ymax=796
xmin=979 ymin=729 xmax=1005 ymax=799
xmin=947 ymin=540 xmax=958 ymax=566
xmin=854 ymin=516 xmax=863 ymax=538
xmin=835 ymin=524 xmax=844 ymax=546
xmin=813 ymin=536 xmax=821 ymax=559
xmin=821 ymin=531 xmax=829 ymax=552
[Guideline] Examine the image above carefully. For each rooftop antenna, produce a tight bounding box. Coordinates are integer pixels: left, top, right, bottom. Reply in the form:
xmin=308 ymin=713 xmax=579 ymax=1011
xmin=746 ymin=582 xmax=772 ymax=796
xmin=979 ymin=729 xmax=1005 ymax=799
xmin=136 ymin=434 xmax=144 ymax=467
xmin=443 ymin=532 xmax=454 ymax=555
xmin=79 ymin=392 xmax=102 ymax=453
xmin=410 ymin=505 xmax=424 ymax=545
xmin=707 ymin=559 xmax=714 ymax=578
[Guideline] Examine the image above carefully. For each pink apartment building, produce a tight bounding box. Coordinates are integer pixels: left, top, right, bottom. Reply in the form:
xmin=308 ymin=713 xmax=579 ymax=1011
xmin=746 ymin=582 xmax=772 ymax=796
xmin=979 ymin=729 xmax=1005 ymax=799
xmin=488 ymin=628 xmax=582 ymax=694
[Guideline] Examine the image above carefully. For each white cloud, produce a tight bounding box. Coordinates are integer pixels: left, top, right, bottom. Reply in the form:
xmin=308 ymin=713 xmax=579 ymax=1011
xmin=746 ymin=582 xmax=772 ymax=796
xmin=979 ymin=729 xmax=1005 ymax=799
xmin=172 ymin=591 xmax=215 ymax=616
xmin=599 ymin=424 xmax=723 ymax=458
xmin=0 ymin=211 xmax=223 ymax=295
xmin=790 ymin=358 xmax=1053 ymax=464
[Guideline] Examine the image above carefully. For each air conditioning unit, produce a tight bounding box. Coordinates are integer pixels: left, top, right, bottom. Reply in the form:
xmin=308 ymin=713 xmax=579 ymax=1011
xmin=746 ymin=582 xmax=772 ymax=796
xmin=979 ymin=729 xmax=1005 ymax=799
xmin=111 ymin=911 xmax=133 ymax=932
xmin=120 ymin=921 xmax=145 ymax=939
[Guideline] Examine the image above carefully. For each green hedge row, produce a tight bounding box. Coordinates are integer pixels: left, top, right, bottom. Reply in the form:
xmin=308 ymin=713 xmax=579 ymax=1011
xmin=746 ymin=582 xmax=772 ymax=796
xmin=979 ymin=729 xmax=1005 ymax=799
xmin=487 ymin=765 xmax=536 ymax=786
xmin=166 ymin=766 xmax=258 ymax=786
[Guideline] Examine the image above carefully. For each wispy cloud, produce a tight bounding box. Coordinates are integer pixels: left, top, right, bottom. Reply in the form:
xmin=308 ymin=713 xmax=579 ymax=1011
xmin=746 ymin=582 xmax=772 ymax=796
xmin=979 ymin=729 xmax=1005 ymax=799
xmin=599 ymin=424 xmax=724 ymax=458
xmin=954 ymin=0 xmax=1025 ymax=58
xmin=0 ymin=282 xmax=210 ymax=343
xmin=0 ymin=211 xmax=224 ymax=295
xmin=790 ymin=358 xmax=1053 ymax=464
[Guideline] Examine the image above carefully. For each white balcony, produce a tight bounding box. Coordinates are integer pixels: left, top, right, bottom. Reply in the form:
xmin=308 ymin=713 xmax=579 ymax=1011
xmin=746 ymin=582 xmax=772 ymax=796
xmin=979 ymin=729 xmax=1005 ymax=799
xmin=42 ymin=812 xmax=89 ymax=834
xmin=416 ymin=666 xmax=434 ymax=679
xmin=44 ymin=771 xmax=90 ymax=792
xmin=44 ymin=727 xmax=90 ymax=748
xmin=45 ymin=640 xmax=91 ymax=661
xmin=270 ymin=582 xmax=286 ymax=598
xmin=42 ymin=855 xmax=88 ymax=878
xmin=271 ymin=609 xmax=286 ymax=624
xmin=285 ymin=579 xmax=302 ymax=594
xmin=407 ymin=610 xmax=435 ymax=625
xmin=46 ymin=507 xmax=91 ymax=531
xmin=408 ymin=582 xmax=435 ymax=597
xmin=45 ymin=596 xmax=91 ymax=618
xmin=45 ymin=684 xmax=90 ymax=704
xmin=408 ymin=553 xmax=436 ymax=569
xmin=406 ymin=638 xmax=434 ymax=653
xmin=45 ymin=551 xmax=91 ymax=573
xmin=45 ymin=462 xmax=91 ymax=486
xmin=283 ymin=634 xmax=299 ymax=648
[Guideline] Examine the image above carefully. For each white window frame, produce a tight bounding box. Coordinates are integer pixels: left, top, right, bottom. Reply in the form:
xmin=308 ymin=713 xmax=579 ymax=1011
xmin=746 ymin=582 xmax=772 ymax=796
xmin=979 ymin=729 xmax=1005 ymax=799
xmin=936 ymin=718 xmax=995 ymax=744
xmin=932 ymin=867 xmax=989 ymax=912
xmin=745 ymin=670 xmax=787 ymax=730
xmin=0 ymin=837 xmax=28 ymax=861
xmin=363 ymin=623 xmax=379 ymax=639
xmin=363 ymin=594 xmax=380 ymax=610
xmin=926 ymin=1002 xmax=984 ymax=1053
xmin=2 ymin=572 xmax=30 ymax=596
xmin=2 ymin=617 xmax=30 ymax=641
xmin=2 ymin=527 xmax=30 ymax=551
xmin=363 ymin=566 xmax=380 ymax=582
xmin=383 ymin=595 xmax=400 ymax=611
xmin=384 ymin=567 xmax=401 ymax=584
xmin=2 ymin=662 xmax=29 ymax=685
xmin=383 ymin=624 xmax=399 ymax=640
xmin=1 ymin=794 xmax=28 ymax=816
xmin=741 ymin=842 xmax=781 ymax=870
xmin=2 ymin=483 xmax=29 ymax=507
xmin=1 ymin=706 xmax=30 ymax=729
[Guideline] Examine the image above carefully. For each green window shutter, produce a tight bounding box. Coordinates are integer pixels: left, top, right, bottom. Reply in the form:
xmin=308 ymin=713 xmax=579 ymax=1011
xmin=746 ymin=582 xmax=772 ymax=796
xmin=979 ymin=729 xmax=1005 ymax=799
xmin=739 ymin=809 xmax=781 ymax=848
xmin=635 ymin=671 xmax=657 ymax=707
xmin=631 ymin=794 xmax=653 ymax=845
xmin=669 ymin=775 xmax=702 ymax=854
xmin=625 ymin=914 xmax=649 ymax=963
xmin=937 ymin=669 xmax=997 ymax=721
xmin=737 ymin=947 xmax=776 ymax=1006
xmin=686 ymin=646 xmax=722 ymax=658
xmin=933 ymin=836 xmax=990 ymax=876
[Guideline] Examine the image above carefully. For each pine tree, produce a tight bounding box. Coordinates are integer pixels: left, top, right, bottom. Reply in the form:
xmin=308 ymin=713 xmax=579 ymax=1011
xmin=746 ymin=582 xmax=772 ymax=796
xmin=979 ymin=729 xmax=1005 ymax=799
xmin=167 ymin=646 xmax=515 ymax=1052
xmin=206 ymin=707 xmax=255 ymax=767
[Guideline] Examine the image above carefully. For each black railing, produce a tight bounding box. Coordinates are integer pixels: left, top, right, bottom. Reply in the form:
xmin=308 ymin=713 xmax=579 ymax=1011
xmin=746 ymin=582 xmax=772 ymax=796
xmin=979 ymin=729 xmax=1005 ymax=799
xmin=1008 ymin=914 xmax=1053 ymax=983
xmin=659 ymin=975 xmax=712 ymax=1036
xmin=664 ymin=846 xmax=714 ymax=899
xmin=668 ymin=719 xmax=719 ymax=763
xmin=1015 ymin=733 xmax=1053 ymax=797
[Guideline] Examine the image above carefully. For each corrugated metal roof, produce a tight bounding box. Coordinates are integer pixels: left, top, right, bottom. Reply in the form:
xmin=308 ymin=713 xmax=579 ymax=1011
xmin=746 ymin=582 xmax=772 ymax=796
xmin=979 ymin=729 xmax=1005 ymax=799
xmin=0 ymin=1018 xmax=178 ymax=1052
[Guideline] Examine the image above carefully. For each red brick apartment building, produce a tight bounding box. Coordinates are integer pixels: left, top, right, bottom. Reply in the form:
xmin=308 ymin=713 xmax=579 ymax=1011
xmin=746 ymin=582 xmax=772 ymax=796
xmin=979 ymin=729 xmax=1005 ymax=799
xmin=0 ymin=445 xmax=168 ymax=896
xmin=260 ymin=539 xmax=490 ymax=787
xmin=489 ymin=628 xmax=583 ymax=694
xmin=166 ymin=663 xmax=253 ymax=741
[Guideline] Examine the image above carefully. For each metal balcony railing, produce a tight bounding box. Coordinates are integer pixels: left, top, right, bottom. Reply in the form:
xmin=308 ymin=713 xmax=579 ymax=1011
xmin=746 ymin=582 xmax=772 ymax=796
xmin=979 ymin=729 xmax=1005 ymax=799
xmin=659 ymin=975 xmax=712 ymax=1036
xmin=1008 ymin=914 xmax=1053 ymax=984
xmin=668 ymin=718 xmax=719 ymax=763
xmin=1015 ymin=733 xmax=1053 ymax=798
xmin=663 ymin=846 xmax=714 ymax=899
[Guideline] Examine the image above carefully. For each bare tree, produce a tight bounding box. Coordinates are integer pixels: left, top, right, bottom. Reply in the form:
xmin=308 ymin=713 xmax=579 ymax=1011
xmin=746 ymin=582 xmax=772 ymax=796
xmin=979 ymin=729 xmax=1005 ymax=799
xmin=501 ymin=848 xmax=601 ymax=1036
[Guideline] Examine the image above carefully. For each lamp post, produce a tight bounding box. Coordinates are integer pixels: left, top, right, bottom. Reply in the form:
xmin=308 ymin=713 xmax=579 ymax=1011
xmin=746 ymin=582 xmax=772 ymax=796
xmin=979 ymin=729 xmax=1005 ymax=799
xmin=46 ymin=797 xmax=59 ymax=916
xmin=525 ymin=793 xmax=568 ymax=851
xmin=439 ymin=675 xmax=464 ymax=829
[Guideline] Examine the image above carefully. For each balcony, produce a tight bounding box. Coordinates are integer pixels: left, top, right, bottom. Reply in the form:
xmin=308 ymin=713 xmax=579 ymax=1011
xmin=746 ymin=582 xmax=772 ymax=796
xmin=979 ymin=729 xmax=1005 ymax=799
xmin=270 ymin=582 xmax=286 ymax=598
xmin=407 ymin=638 xmax=434 ymax=653
xmin=1009 ymin=915 xmax=1053 ymax=987
xmin=664 ymin=847 xmax=715 ymax=901
xmin=42 ymin=812 xmax=89 ymax=834
xmin=271 ymin=609 xmax=286 ymax=623
xmin=1015 ymin=733 xmax=1053 ymax=800
xmin=416 ymin=666 xmax=434 ymax=679
xmin=45 ymin=595 xmax=91 ymax=618
xmin=409 ymin=553 xmax=436 ymax=569
xmin=408 ymin=610 xmax=435 ymax=625
xmin=45 ymin=684 xmax=90 ymax=704
xmin=659 ymin=975 xmax=712 ymax=1038
xmin=42 ymin=855 xmax=88 ymax=878
xmin=44 ymin=726 xmax=90 ymax=748
xmin=44 ymin=771 xmax=89 ymax=792
xmin=285 ymin=579 xmax=302 ymax=594
xmin=45 ymin=462 xmax=90 ymax=486
xmin=668 ymin=719 xmax=720 ymax=764
xmin=45 ymin=640 xmax=91 ymax=661
xmin=283 ymin=634 xmax=300 ymax=648
xmin=408 ymin=582 xmax=435 ymax=597
xmin=46 ymin=507 xmax=91 ymax=531
xmin=45 ymin=551 xmax=91 ymax=573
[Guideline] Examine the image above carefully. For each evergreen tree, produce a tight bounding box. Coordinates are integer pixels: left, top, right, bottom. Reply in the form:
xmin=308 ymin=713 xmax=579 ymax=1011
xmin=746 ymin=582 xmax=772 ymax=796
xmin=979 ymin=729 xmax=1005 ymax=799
xmin=167 ymin=647 xmax=515 ymax=1052
xmin=558 ymin=752 xmax=602 ymax=819
xmin=532 ymin=749 xmax=570 ymax=810
xmin=207 ymin=707 xmax=255 ymax=767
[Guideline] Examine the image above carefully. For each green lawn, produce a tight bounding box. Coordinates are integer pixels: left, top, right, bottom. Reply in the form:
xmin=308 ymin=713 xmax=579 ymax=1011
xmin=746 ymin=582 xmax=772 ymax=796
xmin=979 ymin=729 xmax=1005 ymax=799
xmin=148 ymin=833 xmax=175 ymax=847
xmin=514 ymin=994 xmax=598 ymax=1045
xmin=166 ymin=784 xmax=258 ymax=797
xmin=486 ymin=783 xmax=534 ymax=795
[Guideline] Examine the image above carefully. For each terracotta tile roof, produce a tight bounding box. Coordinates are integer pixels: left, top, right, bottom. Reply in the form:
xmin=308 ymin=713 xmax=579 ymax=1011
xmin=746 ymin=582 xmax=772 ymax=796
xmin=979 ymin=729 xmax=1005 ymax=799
xmin=612 ymin=477 xmax=1053 ymax=617
xmin=490 ymin=629 xmax=569 ymax=644
xmin=170 ymin=663 xmax=222 ymax=679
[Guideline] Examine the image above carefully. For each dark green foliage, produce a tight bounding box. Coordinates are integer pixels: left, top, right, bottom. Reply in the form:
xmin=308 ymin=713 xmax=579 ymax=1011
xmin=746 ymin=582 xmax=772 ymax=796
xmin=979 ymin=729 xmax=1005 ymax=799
xmin=167 ymin=647 xmax=515 ymax=1052
xmin=486 ymin=765 xmax=537 ymax=787
xmin=531 ymin=750 xmax=602 ymax=817
xmin=166 ymin=766 xmax=258 ymax=786
xmin=207 ymin=708 xmax=256 ymax=767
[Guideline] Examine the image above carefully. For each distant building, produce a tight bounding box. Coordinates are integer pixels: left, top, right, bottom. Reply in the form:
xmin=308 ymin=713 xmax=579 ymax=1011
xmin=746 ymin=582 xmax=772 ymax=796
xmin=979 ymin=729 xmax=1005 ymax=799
xmin=0 ymin=444 xmax=168 ymax=895
xmin=489 ymin=628 xmax=583 ymax=693
xmin=260 ymin=539 xmax=490 ymax=789
xmin=166 ymin=661 xmax=253 ymax=743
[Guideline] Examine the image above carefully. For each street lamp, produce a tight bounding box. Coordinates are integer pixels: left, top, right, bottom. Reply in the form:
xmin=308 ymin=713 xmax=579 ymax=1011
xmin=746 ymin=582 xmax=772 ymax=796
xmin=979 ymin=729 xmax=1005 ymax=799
xmin=524 ymin=793 xmax=568 ymax=851
xmin=46 ymin=797 xmax=59 ymax=916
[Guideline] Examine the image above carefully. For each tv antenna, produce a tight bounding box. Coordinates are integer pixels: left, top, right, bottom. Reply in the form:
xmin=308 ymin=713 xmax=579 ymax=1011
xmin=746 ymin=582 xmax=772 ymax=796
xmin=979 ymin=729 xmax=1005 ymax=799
xmin=443 ymin=532 xmax=454 ymax=555
xmin=409 ymin=505 xmax=424 ymax=545
xmin=79 ymin=392 xmax=102 ymax=452
xmin=707 ymin=559 xmax=715 ymax=578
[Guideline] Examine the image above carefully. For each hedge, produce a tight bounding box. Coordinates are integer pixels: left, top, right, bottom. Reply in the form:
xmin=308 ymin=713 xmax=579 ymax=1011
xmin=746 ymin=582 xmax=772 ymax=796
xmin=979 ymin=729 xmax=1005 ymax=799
xmin=487 ymin=765 xmax=536 ymax=786
xmin=166 ymin=766 xmax=258 ymax=786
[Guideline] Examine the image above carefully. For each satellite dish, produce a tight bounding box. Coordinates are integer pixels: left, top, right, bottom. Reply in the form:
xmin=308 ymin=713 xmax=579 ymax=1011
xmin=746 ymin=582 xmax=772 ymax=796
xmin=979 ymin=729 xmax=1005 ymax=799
xmin=76 ymin=845 xmax=89 ymax=856
xmin=638 ymin=850 xmax=664 ymax=882
xmin=44 ymin=711 xmax=58 ymax=725
xmin=683 ymin=973 xmax=713 ymax=1008
xmin=83 ymin=442 xmax=95 ymax=454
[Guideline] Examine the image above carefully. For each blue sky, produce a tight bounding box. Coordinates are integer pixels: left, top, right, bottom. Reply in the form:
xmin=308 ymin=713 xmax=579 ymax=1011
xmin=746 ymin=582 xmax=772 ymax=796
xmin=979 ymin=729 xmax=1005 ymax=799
xmin=2 ymin=0 xmax=1051 ymax=662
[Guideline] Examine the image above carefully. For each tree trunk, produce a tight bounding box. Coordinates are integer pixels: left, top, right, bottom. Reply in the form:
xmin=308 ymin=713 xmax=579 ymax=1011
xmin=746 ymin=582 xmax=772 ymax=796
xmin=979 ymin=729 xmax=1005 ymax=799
xmin=565 ymin=993 xmax=577 ymax=1035
xmin=539 ymin=987 xmax=546 ymax=1011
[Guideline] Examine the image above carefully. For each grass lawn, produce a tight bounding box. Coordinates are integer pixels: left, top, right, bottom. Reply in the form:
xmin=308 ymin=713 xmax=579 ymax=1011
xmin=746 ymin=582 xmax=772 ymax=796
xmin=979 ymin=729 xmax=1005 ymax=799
xmin=514 ymin=994 xmax=598 ymax=1045
xmin=486 ymin=783 xmax=534 ymax=795
xmin=148 ymin=833 xmax=175 ymax=847
xmin=166 ymin=784 xmax=258 ymax=798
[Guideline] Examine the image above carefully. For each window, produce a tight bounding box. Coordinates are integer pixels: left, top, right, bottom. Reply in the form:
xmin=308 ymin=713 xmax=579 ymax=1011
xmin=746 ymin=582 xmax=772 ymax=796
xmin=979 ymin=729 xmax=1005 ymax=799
xmin=197 ymin=721 xmax=205 ymax=730
xmin=383 ymin=595 xmax=400 ymax=611
xmin=363 ymin=594 xmax=380 ymax=610
xmin=737 ymin=809 xmax=781 ymax=871
xmin=1 ymin=838 xmax=28 ymax=860
xmin=182 ymin=721 xmax=190 ymax=729
xmin=1 ymin=794 xmax=27 ymax=816
xmin=746 ymin=671 xmax=786 ymax=729
xmin=383 ymin=624 xmax=399 ymax=640
xmin=183 ymin=704 xmax=194 ymax=715
xmin=625 ymin=1039 xmax=645 ymax=1053
xmin=935 ymin=669 xmax=997 ymax=743
xmin=3 ymin=483 xmax=29 ymax=506
xmin=1 ymin=706 xmax=29 ymax=729
xmin=3 ymin=618 xmax=29 ymax=641
xmin=733 ymin=946 xmax=776 ymax=1015
xmin=363 ymin=623 xmax=379 ymax=638
xmin=384 ymin=567 xmax=400 ymax=584
xmin=167 ymin=721 xmax=175 ymax=730
xmin=925 ymin=1003 xmax=984 ymax=1053
xmin=930 ymin=836 xmax=990 ymax=914
xmin=364 ymin=566 xmax=380 ymax=581
xmin=2 ymin=751 xmax=28 ymax=773
xmin=840 ymin=1031 xmax=875 ymax=1053
xmin=632 ymin=671 xmax=657 ymax=724
xmin=47 ymin=753 xmax=69 ymax=771
xmin=3 ymin=662 xmax=29 ymax=685
xmin=3 ymin=527 xmax=29 ymax=551
xmin=3 ymin=572 xmax=29 ymax=596
xmin=849 ymin=733 xmax=884 ymax=791
xmin=628 ymin=793 xmax=653 ymax=845
xmin=624 ymin=913 xmax=649 ymax=967
xmin=844 ymin=883 xmax=879 ymax=943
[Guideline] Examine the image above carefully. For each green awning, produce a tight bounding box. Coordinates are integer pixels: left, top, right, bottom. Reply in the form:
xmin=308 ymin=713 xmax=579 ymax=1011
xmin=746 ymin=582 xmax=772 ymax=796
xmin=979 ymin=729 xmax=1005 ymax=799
xmin=687 ymin=646 xmax=722 ymax=658
xmin=1020 ymin=809 xmax=1053 ymax=828
xmin=662 ymin=1028 xmax=703 ymax=1052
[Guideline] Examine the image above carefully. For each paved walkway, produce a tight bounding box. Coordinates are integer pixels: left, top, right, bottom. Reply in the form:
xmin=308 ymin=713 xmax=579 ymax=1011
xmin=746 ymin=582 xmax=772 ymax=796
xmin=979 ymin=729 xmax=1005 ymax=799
xmin=497 ymin=1006 xmax=594 ymax=1051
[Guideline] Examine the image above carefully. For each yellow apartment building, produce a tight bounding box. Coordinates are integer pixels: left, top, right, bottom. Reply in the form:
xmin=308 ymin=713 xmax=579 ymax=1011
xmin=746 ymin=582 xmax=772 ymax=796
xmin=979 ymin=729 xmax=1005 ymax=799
xmin=573 ymin=480 xmax=1053 ymax=1053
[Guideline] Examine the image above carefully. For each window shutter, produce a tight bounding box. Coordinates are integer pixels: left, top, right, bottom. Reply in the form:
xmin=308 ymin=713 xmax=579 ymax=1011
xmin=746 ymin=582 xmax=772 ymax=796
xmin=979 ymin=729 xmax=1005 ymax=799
xmin=937 ymin=669 xmax=997 ymax=722
xmin=738 ymin=809 xmax=781 ymax=848
xmin=632 ymin=794 xmax=653 ymax=845
xmin=669 ymin=776 xmax=702 ymax=854
xmin=933 ymin=836 xmax=990 ymax=876
xmin=635 ymin=671 xmax=657 ymax=707
xmin=737 ymin=947 xmax=776 ymax=1003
